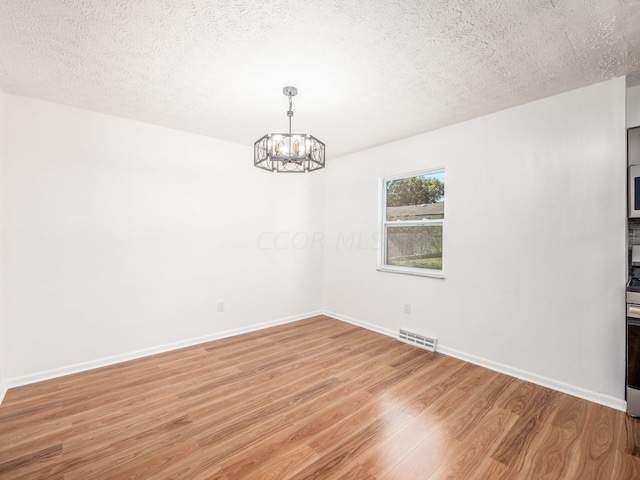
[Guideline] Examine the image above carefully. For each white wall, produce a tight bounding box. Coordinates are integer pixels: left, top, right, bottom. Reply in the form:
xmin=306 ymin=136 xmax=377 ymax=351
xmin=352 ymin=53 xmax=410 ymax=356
xmin=3 ymin=95 xmax=323 ymax=380
xmin=323 ymin=78 xmax=627 ymax=406
xmin=0 ymin=86 xmax=5 ymax=399
xmin=1 ymin=78 xmax=628 ymax=409
xmin=629 ymin=84 xmax=640 ymax=128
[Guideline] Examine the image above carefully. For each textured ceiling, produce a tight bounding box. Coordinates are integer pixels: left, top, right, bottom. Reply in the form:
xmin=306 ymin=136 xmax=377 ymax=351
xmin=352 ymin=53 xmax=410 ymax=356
xmin=0 ymin=0 xmax=639 ymax=158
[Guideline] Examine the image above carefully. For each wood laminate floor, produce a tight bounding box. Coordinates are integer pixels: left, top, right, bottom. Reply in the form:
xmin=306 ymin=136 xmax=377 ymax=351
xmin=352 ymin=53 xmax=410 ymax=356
xmin=1 ymin=315 xmax=640 ymax=479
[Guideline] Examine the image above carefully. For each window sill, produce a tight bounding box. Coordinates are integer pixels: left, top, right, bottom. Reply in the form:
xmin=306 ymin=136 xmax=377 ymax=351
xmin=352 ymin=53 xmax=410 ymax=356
xmin=376 ymin=267 xmax=445 ymax=279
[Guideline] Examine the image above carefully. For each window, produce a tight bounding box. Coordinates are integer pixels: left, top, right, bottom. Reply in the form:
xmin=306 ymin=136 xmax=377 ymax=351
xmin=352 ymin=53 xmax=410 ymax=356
xmin=379 ymin=168 xmax=445 ymax=277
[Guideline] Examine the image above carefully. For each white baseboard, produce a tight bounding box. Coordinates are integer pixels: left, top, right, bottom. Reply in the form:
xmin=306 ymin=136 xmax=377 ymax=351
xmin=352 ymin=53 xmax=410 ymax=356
xmin=0 ymin=381 xmax=7 ymax=405
xmin=1 ymin=309 xmax=627 ymax=413
xmin=0 ymin=310 xmax=322 ymax=404
xmin=325 ymin=310 xmax=397 ymax=338
xmin=322 ymin=310 xmax=626 ymax=412
xmin=436 ymin=345 xmax=626 ymax=412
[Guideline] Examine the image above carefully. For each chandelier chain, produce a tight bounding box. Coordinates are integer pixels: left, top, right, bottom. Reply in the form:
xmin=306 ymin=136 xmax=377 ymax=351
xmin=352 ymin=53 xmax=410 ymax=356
xmin=287 ymin=94 xmax=293 ymax=135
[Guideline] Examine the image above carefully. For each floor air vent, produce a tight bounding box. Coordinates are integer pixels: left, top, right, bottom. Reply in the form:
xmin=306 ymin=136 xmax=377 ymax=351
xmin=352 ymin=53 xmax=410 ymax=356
xmin=398 ymin=329 xmax=437 ymax=352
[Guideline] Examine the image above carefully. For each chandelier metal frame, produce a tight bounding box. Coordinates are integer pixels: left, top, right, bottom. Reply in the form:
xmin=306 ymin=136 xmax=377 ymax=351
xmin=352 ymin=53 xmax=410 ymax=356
xmin=254 ymin=86 xmax=325 ymax=173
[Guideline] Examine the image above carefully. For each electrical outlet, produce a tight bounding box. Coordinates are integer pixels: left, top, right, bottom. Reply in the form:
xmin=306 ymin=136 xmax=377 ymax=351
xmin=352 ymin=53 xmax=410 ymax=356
xmin=217 ymin=301 xmax=225 ymax=312
xmin=403 ymin=303 xmax=411 ymax=314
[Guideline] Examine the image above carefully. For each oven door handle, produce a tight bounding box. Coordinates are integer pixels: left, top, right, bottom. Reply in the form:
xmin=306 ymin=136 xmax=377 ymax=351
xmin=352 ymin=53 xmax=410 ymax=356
xmin=628 ymin=305 xmax=640 ymax=318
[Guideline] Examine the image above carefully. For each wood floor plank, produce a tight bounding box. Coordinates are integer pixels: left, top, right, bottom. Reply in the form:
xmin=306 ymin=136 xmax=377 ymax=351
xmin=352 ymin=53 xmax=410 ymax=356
xmin=356 ymin=410 xmax=441 ymax=477
xmin=296 ymin=407 xmax=413 ymax=479
xmin=620 ymin=412 xmax=640 ymax=457
xmin=0 ymin=444 xmax=63 ymax=478
xmin=490 ymin=385 xmax=563 ymax=470
xmin=381 ymin=421 xmax=457 ymax=479
xmin=242 ymin=443 xmax=320 ymax=480
xmin=305 ymin=396 xmax=395 ymax=456
xmin=196 ymin=377 xmax=341 ymax=448
xmin=325 ymin=462 xmax=378 ymax=480
xmin=0 ymin=400 xmax=62 ymax=424
xmin=468 ymin=456 xmax=520 ymax=480
xmin=497 ymin=379 xmax=543 ymax=415
xmin=515 ymin=421 xmax=581 ymax=479
xmin=18 ymin=365 xmax=239 ymax=461
xmin=100 ymin=439 xmax=202 ymax=480
xmin=0 ymin=315 xmax=636 ymax=479
xmin=187 ymin=416 xmax=295 ymax=479
xmin=288 ymin=388 xmax=374 ymax=438
xmin=426 ymin=365 xmax=497 ymax=420
xmin=426 ymin=407 xmax=518 ymax=480
xmin=569 ymin=402 xmax=622 ymax=479
xmin=216 ymin=423 xmax=310 ymax=478
xmin=514 ymin=394 xmax=592 ymax=479
xmin=447 ymin=372 xmax=515 ymax=441
xmin=400 ymin=356 xmax=472 ymax=416
xmin=613 ymin=451 xmax=640 ymax=479
xmin=145 ymin=451 xmax=223 ymax=480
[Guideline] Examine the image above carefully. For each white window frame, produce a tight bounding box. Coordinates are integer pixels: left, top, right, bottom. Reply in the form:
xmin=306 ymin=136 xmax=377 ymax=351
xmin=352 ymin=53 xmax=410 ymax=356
xmin=378 ymin=167 xmax=445 ymax=279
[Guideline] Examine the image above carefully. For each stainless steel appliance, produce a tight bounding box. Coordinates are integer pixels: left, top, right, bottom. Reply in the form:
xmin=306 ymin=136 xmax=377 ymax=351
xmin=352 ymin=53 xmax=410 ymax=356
xmin=628 ymin=127 xmax=640 ymax=218
xmin=627 ymin=296 xmax=640 ymax=417
xmin=629 ymin=165 xmax=640 ymax=218
xmin=627 ymin=252 xmax=640 ymax=416
xmin=630 ymin=127 xmax=640 ymax=166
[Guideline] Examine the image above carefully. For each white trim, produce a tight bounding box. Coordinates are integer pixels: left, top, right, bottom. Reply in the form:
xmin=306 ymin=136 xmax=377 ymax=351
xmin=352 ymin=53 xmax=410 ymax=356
xmin=436 ymin=345 xmax=626 ymax=412
xmin=324 ymin=310 xmax=397 ymax=338
xmin=379 ymin=168 xmax=445 ymax=277
xmin=322 ymin=310 xmax=626 ymax=412
xmin=0 ymin=381 xmax=7 ymax=405
xmin=383 ymin=166 xmax=446 ymax=182
xmin=385 ymin=219 xmax=443 ymax=227
xmin=378 ymin=176 xmax=386 ymax=268
xmin=376 ymin=267 xmax=445 ymax=279
xmin=1 ymin=309 xmax=627 ymax=413
xmin=0 ymin=310 xmax=322 ymax=404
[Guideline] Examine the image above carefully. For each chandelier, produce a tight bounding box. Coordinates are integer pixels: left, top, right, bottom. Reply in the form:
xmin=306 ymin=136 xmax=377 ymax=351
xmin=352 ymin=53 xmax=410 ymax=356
xmin=254 ymin=86 xmax=325 ymax=173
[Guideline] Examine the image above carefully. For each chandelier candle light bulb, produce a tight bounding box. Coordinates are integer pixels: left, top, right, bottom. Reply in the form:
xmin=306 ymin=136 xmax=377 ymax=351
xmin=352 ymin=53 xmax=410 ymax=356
xmin=254 ymin=86 xmax=326 ymax=173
